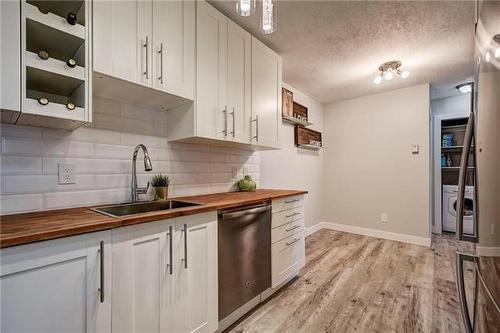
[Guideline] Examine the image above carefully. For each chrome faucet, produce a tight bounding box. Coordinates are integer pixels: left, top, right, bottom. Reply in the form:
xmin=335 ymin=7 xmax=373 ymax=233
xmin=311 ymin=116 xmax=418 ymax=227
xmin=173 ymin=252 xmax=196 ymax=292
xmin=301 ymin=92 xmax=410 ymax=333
xmin=131 ymin=144 xmax=153 ymax=202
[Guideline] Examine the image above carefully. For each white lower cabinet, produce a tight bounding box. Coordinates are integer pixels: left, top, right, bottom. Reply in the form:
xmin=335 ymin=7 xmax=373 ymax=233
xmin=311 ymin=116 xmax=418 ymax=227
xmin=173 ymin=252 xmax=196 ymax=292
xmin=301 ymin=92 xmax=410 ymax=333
xmin=0 ymin=231 xmax=112 ymax=333
xmin=271 ymin=195 xmax=306 ymax=288
xmin=111 ymin=212 xmax=218 ymax=333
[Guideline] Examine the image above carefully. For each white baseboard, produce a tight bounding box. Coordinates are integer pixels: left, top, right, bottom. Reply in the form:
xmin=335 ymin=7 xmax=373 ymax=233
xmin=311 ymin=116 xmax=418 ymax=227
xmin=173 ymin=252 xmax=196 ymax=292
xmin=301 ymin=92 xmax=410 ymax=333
xmin=476 ymin=246 xmax=500 ymax=257
xmin=306 ymin=222 xmax=431 ymax=247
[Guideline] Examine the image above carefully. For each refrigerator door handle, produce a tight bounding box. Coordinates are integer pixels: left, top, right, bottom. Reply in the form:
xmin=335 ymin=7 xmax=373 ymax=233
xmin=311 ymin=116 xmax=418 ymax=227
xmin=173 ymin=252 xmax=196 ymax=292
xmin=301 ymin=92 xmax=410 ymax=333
xmin=456 ymin=252 xmax=478 ymax=333
xmin=456 ymin=111 xmax=477 ymax=242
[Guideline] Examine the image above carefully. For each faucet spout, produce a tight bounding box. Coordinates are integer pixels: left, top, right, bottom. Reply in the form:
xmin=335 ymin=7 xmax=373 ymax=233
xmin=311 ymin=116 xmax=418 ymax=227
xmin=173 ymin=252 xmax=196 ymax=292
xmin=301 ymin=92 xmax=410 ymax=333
xmin=131 ymin=144 xmax=153 ymax=202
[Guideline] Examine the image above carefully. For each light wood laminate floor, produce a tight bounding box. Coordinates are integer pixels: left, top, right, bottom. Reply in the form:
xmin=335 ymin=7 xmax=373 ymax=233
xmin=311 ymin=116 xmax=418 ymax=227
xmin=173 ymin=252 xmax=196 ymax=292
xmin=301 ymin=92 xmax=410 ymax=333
xmin=228 ymin=229 xmax=475 ymax=333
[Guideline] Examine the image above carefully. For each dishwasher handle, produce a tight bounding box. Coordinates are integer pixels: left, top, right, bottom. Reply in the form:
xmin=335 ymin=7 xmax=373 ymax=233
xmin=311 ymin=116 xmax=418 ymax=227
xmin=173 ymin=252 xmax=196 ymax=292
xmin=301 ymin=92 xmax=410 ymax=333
xmin=220 ymin=205 xmax=270 ymax=220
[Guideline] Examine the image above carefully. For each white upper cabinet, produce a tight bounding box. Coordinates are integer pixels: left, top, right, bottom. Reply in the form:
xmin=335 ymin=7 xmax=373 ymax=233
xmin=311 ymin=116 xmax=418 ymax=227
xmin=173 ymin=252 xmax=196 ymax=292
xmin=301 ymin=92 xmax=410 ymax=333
xmin=195 ymin=0 xmax=228 ymax=140
xmin=153 ymin=0 xmax=195 ymax=100
xmin=0 ymin=231 xmax=112 ymax=333
xmin=93 ymin=0 xmax=195 ymax=103
xmin=93 ymin=0 xmax=152 ymax=87
xmin=227 ymin=20 xmax=252 ymax=144
xmin=1 ymin=0 xmax=21 ymax=115
xmin=251 ymin=37 xmax=282 ymax=148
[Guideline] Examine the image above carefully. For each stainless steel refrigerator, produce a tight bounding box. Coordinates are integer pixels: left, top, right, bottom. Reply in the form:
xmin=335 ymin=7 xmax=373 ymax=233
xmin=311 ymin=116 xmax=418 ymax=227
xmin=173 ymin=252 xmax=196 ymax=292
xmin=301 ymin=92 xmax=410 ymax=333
xmin=455 ymin=0 xmax=500 ymax=331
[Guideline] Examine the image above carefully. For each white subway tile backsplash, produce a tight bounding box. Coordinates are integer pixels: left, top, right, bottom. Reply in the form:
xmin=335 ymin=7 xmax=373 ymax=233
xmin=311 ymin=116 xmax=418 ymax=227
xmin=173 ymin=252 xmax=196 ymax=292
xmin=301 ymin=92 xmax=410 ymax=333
xmin=1 ymin=97 xmax=260 ymax=214
xmin=43 ymin=140 xmax=94 ymax=157
xmin=2 ymin=137 xmax=44 ymax=156
xmin=1 ymin=156 xmax=42 ymax=175
xmin=1 ymin=194 xmax=43 ymax=214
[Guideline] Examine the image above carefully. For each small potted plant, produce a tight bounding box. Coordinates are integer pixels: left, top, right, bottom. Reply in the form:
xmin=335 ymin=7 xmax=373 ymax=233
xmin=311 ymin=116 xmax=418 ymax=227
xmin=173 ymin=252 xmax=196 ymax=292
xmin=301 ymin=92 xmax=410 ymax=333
xmin=150 ymin=174 xmax=171 ymax=201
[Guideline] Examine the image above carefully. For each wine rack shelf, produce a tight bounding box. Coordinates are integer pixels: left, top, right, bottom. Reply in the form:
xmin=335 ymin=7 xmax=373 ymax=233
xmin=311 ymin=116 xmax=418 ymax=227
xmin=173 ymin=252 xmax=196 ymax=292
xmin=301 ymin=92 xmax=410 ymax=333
xmin=24 ymin=98 xmax=85 ymax=121
xmin=25 ymin=51 xmax=85 ymax=81
xmin=25 ymin=2 xmax=84 ymax=39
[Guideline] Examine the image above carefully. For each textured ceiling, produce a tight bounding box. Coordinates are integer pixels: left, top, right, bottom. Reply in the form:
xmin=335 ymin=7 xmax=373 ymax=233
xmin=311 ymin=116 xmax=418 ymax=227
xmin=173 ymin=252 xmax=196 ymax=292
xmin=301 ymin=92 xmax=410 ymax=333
xmin=209 ymin=0 xmax=476 ymax=103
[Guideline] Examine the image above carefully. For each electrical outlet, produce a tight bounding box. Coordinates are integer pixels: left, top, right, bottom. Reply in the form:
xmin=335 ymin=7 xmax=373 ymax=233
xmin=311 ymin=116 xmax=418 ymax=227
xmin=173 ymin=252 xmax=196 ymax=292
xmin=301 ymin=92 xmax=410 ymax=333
xmin=58 ymin=163 xmax=76 ymax=184
xmin=380 ymin=213 xmax=389 ymax=223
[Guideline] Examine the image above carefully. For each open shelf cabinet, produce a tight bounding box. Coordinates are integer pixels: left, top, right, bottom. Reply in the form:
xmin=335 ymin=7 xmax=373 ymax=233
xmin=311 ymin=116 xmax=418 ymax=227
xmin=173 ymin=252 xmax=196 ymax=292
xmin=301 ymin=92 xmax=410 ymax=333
xmin=2 ymin=0 xmax=91 ymax=129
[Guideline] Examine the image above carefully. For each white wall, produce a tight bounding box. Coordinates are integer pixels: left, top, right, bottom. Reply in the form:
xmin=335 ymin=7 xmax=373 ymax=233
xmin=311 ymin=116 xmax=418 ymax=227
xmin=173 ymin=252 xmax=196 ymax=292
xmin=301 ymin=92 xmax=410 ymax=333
xmin=431 ymin=93 xmax=469 ymax=116
xmin=260 ymin=83 xmax=324 ymax=227
xmin=0 ymin=97 xmax=259 ymax=214
xmin=322 ymin=84 xmax=431 ymax=239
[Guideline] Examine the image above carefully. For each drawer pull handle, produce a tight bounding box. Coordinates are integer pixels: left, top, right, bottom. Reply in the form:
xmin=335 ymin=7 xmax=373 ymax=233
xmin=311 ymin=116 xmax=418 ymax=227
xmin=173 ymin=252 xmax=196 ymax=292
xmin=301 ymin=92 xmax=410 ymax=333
xmin=285 ymin=225 xmax=300 ymax=232
xmin=286 ymin=238 xmax=300 ymax=247
xmin=285 ymin=212 xmax=300 ymax=218
xmin=285 ymin=199 xmax=300 ymax=204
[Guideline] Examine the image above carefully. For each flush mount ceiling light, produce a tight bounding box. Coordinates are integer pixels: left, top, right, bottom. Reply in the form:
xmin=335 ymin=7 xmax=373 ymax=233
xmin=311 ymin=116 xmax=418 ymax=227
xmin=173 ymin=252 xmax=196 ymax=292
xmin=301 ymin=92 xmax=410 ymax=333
xmin=373 ymin=60 xmax=410 ymax=85
xmin=261 ymin=0 xmax=276 ymax=34
xmin=236 ymin=0 xmax=256 ymax=17
xmin=456 ymin=82 xmax=473 ymax=94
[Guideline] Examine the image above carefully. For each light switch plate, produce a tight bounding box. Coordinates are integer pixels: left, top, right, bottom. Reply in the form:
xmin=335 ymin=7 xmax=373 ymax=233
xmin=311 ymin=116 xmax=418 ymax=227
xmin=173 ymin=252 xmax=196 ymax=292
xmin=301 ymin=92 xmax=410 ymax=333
xmin=411 ymin=144 xmax=419 ymax=154
xmin=380 ymin=213 xmax=389 ymax=223
xmin=58 ymin=163 xmax=76 ymax=184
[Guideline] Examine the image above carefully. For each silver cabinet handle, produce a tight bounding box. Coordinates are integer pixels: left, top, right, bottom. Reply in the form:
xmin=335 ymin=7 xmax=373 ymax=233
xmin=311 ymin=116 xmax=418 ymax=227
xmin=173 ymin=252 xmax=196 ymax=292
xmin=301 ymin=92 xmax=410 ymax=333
xmin=143 ymin=36 xmax=149 ymax=79
xmin=285 ymin=225 xmax=300 ymax=232
xmin=251 ymin=115 xmax=259 ymax=141
xmin=285 ymin=212 xmax=300 ymax=218
xmin=158 ymin=42 xmax=163 ymax=84
xmin=181 ymin=223 xmax=187 ymax=269
xmin=286 ymin=238 xmax=300 ymax=247
xmin=98 ymin=240 xmax=104 ymax=303
xmin=456 ymin=110 xmax=476 ymax=241
xmin=222 ymin=106 xmax=228 ymax=136
xmin=456 ymin=252 xmax=477 ymax=333
xmin=285 ymin=199 xmax=300 ymax=204
xmin=167 ymin=225 xmax=173 ymax=275
xmin=230 ymin=107 xmax=235 ymax=137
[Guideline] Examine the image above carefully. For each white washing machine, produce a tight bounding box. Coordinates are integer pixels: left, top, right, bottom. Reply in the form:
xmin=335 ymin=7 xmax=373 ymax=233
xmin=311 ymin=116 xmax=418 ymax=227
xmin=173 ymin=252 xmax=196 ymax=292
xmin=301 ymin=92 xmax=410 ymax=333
xmin=442 ymin=185 xmax=475 ymax=234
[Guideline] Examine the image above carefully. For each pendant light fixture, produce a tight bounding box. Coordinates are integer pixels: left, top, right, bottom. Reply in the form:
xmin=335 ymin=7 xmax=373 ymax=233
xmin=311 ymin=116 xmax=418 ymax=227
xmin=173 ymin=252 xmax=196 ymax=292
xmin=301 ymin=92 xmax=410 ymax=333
xmin=236 ymin=0 xmax=256 ymax=17
xmin=373 ymin=60 xmax=410 ymax=85
xmin=261 ymin=0 xmax=276 ymax=34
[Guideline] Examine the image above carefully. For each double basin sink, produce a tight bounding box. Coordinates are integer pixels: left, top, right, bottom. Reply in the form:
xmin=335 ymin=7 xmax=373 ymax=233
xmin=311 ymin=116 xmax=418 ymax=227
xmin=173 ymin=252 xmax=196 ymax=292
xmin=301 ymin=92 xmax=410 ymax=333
xmin=92 ymin=200 xmax=201 ymax=218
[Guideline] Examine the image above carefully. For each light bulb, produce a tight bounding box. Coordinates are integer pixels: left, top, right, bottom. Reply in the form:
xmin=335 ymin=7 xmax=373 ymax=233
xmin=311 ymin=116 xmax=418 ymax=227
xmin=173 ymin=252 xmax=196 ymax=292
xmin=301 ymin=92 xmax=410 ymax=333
xmin=261 ymin=0 xmax=276 ymax=34
xmin=495 ymin=47 xmax=500 ymax=59
xmin=383 ymin=70 xmax=393 ymax=80
xmin=485 ymin=51 xmax=491 ymax=62
xmin=236 ymin=0 xmax=255 ymax=17
xmin=373 ymin=75 xmax=382 ymax=84
xmin=400 ymin=70 xmax=410 ymax=79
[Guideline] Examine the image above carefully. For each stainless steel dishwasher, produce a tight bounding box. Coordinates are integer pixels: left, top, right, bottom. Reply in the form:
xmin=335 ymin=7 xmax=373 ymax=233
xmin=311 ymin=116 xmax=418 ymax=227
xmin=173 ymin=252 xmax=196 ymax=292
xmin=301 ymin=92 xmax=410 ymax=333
xmin=218 ymin=202 xmax=271 ymax=320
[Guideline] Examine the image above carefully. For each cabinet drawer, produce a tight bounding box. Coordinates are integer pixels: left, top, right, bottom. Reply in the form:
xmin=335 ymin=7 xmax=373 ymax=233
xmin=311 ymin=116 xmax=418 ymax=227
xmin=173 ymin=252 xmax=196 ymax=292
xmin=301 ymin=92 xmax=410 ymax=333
xmin=271 ymin=231 xmax=305 ymax=288
xmin=272 ymin=195 xmax=304 ymax=213
xmin=272 ymin=206 xmax=304 ymax=228
xmin=271 ymin=218 xmax=304 ymax=244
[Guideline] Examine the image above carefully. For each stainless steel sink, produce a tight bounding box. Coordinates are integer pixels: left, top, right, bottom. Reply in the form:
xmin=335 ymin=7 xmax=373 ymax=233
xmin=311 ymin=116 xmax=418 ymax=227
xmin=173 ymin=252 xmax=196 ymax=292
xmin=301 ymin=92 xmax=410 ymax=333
xmin=92 ymin=200 xmax=201 ymax=217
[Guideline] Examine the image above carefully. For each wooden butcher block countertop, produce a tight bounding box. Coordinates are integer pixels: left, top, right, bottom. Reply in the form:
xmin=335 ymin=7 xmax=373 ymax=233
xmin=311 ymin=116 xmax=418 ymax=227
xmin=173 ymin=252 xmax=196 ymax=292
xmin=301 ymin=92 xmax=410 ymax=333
xmin=0 ymin=189 xmax=307 ymax=248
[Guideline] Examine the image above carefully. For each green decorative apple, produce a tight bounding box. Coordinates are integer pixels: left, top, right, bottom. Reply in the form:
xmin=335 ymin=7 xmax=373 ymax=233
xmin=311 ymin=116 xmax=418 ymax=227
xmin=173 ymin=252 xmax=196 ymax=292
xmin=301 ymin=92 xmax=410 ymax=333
xmin=237 ymin=175 xmax=256 ymax=192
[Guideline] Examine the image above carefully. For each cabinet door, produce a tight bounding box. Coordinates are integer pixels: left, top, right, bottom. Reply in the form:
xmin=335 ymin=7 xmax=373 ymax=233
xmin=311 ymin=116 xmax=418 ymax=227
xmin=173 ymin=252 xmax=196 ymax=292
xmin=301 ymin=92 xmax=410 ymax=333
xmin=93 ymin=0 xmax=152 ymax=87
xmin=251 ymin=37 xmax=282 ymax=148
xmin=153 ymin=0 xmax=195 ymax=100
xmin=196 ymin=1 xmax=227 ymax=140
xmin=1 ymin=0 xmax=21 ymax=113
xmin=227 ymin=20 xmax=251 ymax=144
xmin=0 ymin=231 xmax=112 ymax=333
xmin=111 ymin=220 xmax=172 ymax=333
xmin=174 ymin=212 xmax=218 ymax=333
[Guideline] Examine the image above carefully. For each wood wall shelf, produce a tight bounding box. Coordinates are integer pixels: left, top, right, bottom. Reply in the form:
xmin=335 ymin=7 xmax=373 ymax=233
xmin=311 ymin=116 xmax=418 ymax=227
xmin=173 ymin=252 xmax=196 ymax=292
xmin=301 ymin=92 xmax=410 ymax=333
xmin=282 ymin=88 xmax=312 ymax=126
xmin=283 ymin=114 xmax=313 ymax=126
xmin=295 ymin=126 xmax=322 ymax=149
